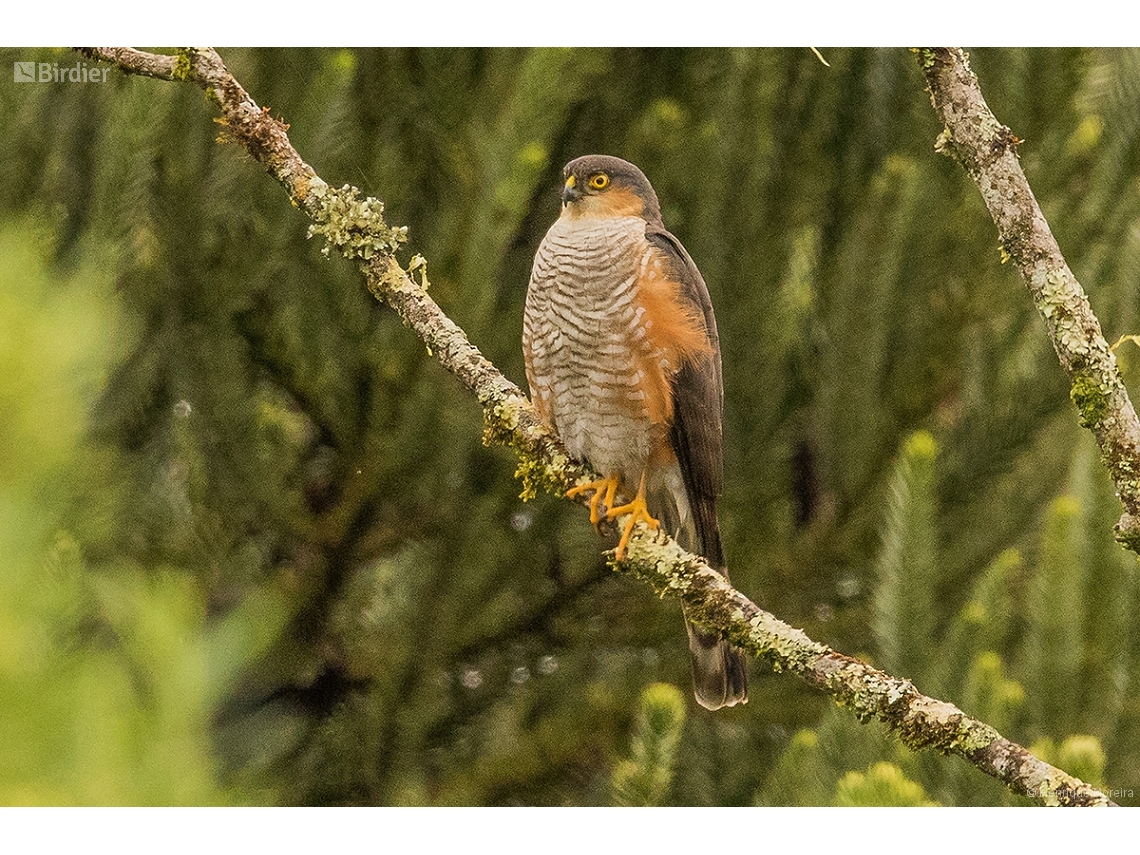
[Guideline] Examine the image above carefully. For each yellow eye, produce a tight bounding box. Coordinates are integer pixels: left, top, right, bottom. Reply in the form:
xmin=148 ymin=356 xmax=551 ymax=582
xmin=588 ymin=173 xmax=609 ymax=190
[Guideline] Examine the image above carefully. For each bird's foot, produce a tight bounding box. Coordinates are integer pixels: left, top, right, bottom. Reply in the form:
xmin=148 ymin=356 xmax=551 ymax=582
xmin=567 ymin=475 xmax=620 ymax=529
xmin=605 ymin=474 xmax=659 ymax=560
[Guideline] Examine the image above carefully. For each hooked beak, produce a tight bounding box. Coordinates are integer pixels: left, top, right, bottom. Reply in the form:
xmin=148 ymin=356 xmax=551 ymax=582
xmin=561 ymin=174 xmax=583 ymax=205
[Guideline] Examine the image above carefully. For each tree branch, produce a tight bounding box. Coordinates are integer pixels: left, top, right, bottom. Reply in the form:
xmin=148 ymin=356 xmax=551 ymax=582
xmin=918 ymin=47 xmax=1140 ymax=555
xmin=80 ymin=46 xmax=1115 ymax=807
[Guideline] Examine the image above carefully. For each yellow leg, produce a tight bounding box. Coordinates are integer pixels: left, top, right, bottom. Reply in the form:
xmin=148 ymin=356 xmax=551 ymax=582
xmin=567 ymin=475 xmax=620 ymax=529
xmin=605 ymin=471 xmax=659 ymax=560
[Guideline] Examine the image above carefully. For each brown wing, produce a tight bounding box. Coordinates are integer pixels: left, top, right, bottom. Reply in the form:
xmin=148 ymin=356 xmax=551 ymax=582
xmin=646 ymin=227 xmax=725 ymax=568
xmin=648 ymin=226 xmax=747 ymax=708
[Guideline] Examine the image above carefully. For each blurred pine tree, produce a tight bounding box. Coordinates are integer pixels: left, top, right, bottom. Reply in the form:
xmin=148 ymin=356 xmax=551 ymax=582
xmin=873 ymin=430 xmax=939 ymax=691
xmin=611 ymin=683 xmax=686 ymax=806
xmin=834 ymin=762 xmax=938 ymax=807
xmin=0 ymin=220 xmax=284 ymax=804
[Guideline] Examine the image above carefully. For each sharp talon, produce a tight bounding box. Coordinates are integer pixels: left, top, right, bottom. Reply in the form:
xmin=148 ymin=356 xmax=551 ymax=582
xmin=568 ymin=472 xmax=659 ymax=559
xmin=567 ymin=476 xmax=620 ymax=529
xmin=606 ymin=472 xmax=659 ymax=560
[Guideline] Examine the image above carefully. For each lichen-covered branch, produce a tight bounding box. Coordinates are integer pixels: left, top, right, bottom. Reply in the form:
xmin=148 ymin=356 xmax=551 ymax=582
xmin=918 ymin=47 xmax=1140 ymax=554
xmin=81 ymin=47 xmax=1114 ymax=807
xmin=623 ymin=531 xmax=1112 ymax=805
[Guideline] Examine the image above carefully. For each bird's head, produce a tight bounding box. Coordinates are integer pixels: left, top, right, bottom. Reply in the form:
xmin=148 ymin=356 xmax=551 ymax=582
xmin=560 ymin=155 xmax=662 ymax=223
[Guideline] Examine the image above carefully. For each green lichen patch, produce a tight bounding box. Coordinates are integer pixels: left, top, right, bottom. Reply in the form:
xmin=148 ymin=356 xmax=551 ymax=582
xmin=1024 ymin=768 xmax=1108 ymax=807
xmin=479 ymin=392 xmax=577 ymax=500
xmin=369 ymin=254 xmax=413 ymax=305
xmin=615 ymin=532 xmax=703 ymax=596
xmin=933 ymin=127 xmax=956 ymax=158
xmin=306 ymin=183 xmax=408 ymax=262
xmin=407 ymin=254 xmax=429 ymax=290
xmin=822 ymin=662 xmax=883 ymax=723
xmin=744 ymin=612 xmax=827 ymax=673
xmin=900 ymin=699 xmax=1000 ymax=757
xmin=950 ymin=719 xmax=1002 ymax=756
xmin=892 ymin=694 xmax=996 ymax=757
xmin=1070 ymin=370 xmax=1110 ymax=429
xmin=511 ymin=454 xmax=572 ymax=501
xmin=1115 ymin=513 xmax=1140 ymax=552
xmin=1039 ymin=269 xmax=1073 ymax=319
xmin=913 ymin=48 xmax=939 ymax=72
xmin=485 ymin=394 xmax=525 ymax=437
xmin=172 ymin=49 xmax=193 ymax=82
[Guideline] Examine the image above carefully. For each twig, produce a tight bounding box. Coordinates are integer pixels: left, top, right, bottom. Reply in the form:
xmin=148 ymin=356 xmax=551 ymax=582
xmin=918 ymin=47 xmax=1140 ymax=554
xmin=79 ymin=46 xmax=1115 ymax=806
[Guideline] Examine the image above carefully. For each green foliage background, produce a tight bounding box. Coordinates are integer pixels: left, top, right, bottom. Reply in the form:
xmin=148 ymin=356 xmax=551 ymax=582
xmin=3 ymin=47 xmax=1140 ymax=805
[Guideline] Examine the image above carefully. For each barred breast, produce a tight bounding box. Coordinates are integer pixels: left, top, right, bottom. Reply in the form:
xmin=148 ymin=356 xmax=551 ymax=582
xmin=523 ymin=214 xmax=664 ymax=489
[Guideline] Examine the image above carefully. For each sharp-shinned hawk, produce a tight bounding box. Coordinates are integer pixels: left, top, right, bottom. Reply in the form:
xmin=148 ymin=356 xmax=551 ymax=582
xmin=522 ymin=154 xmax=748 ymax=710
